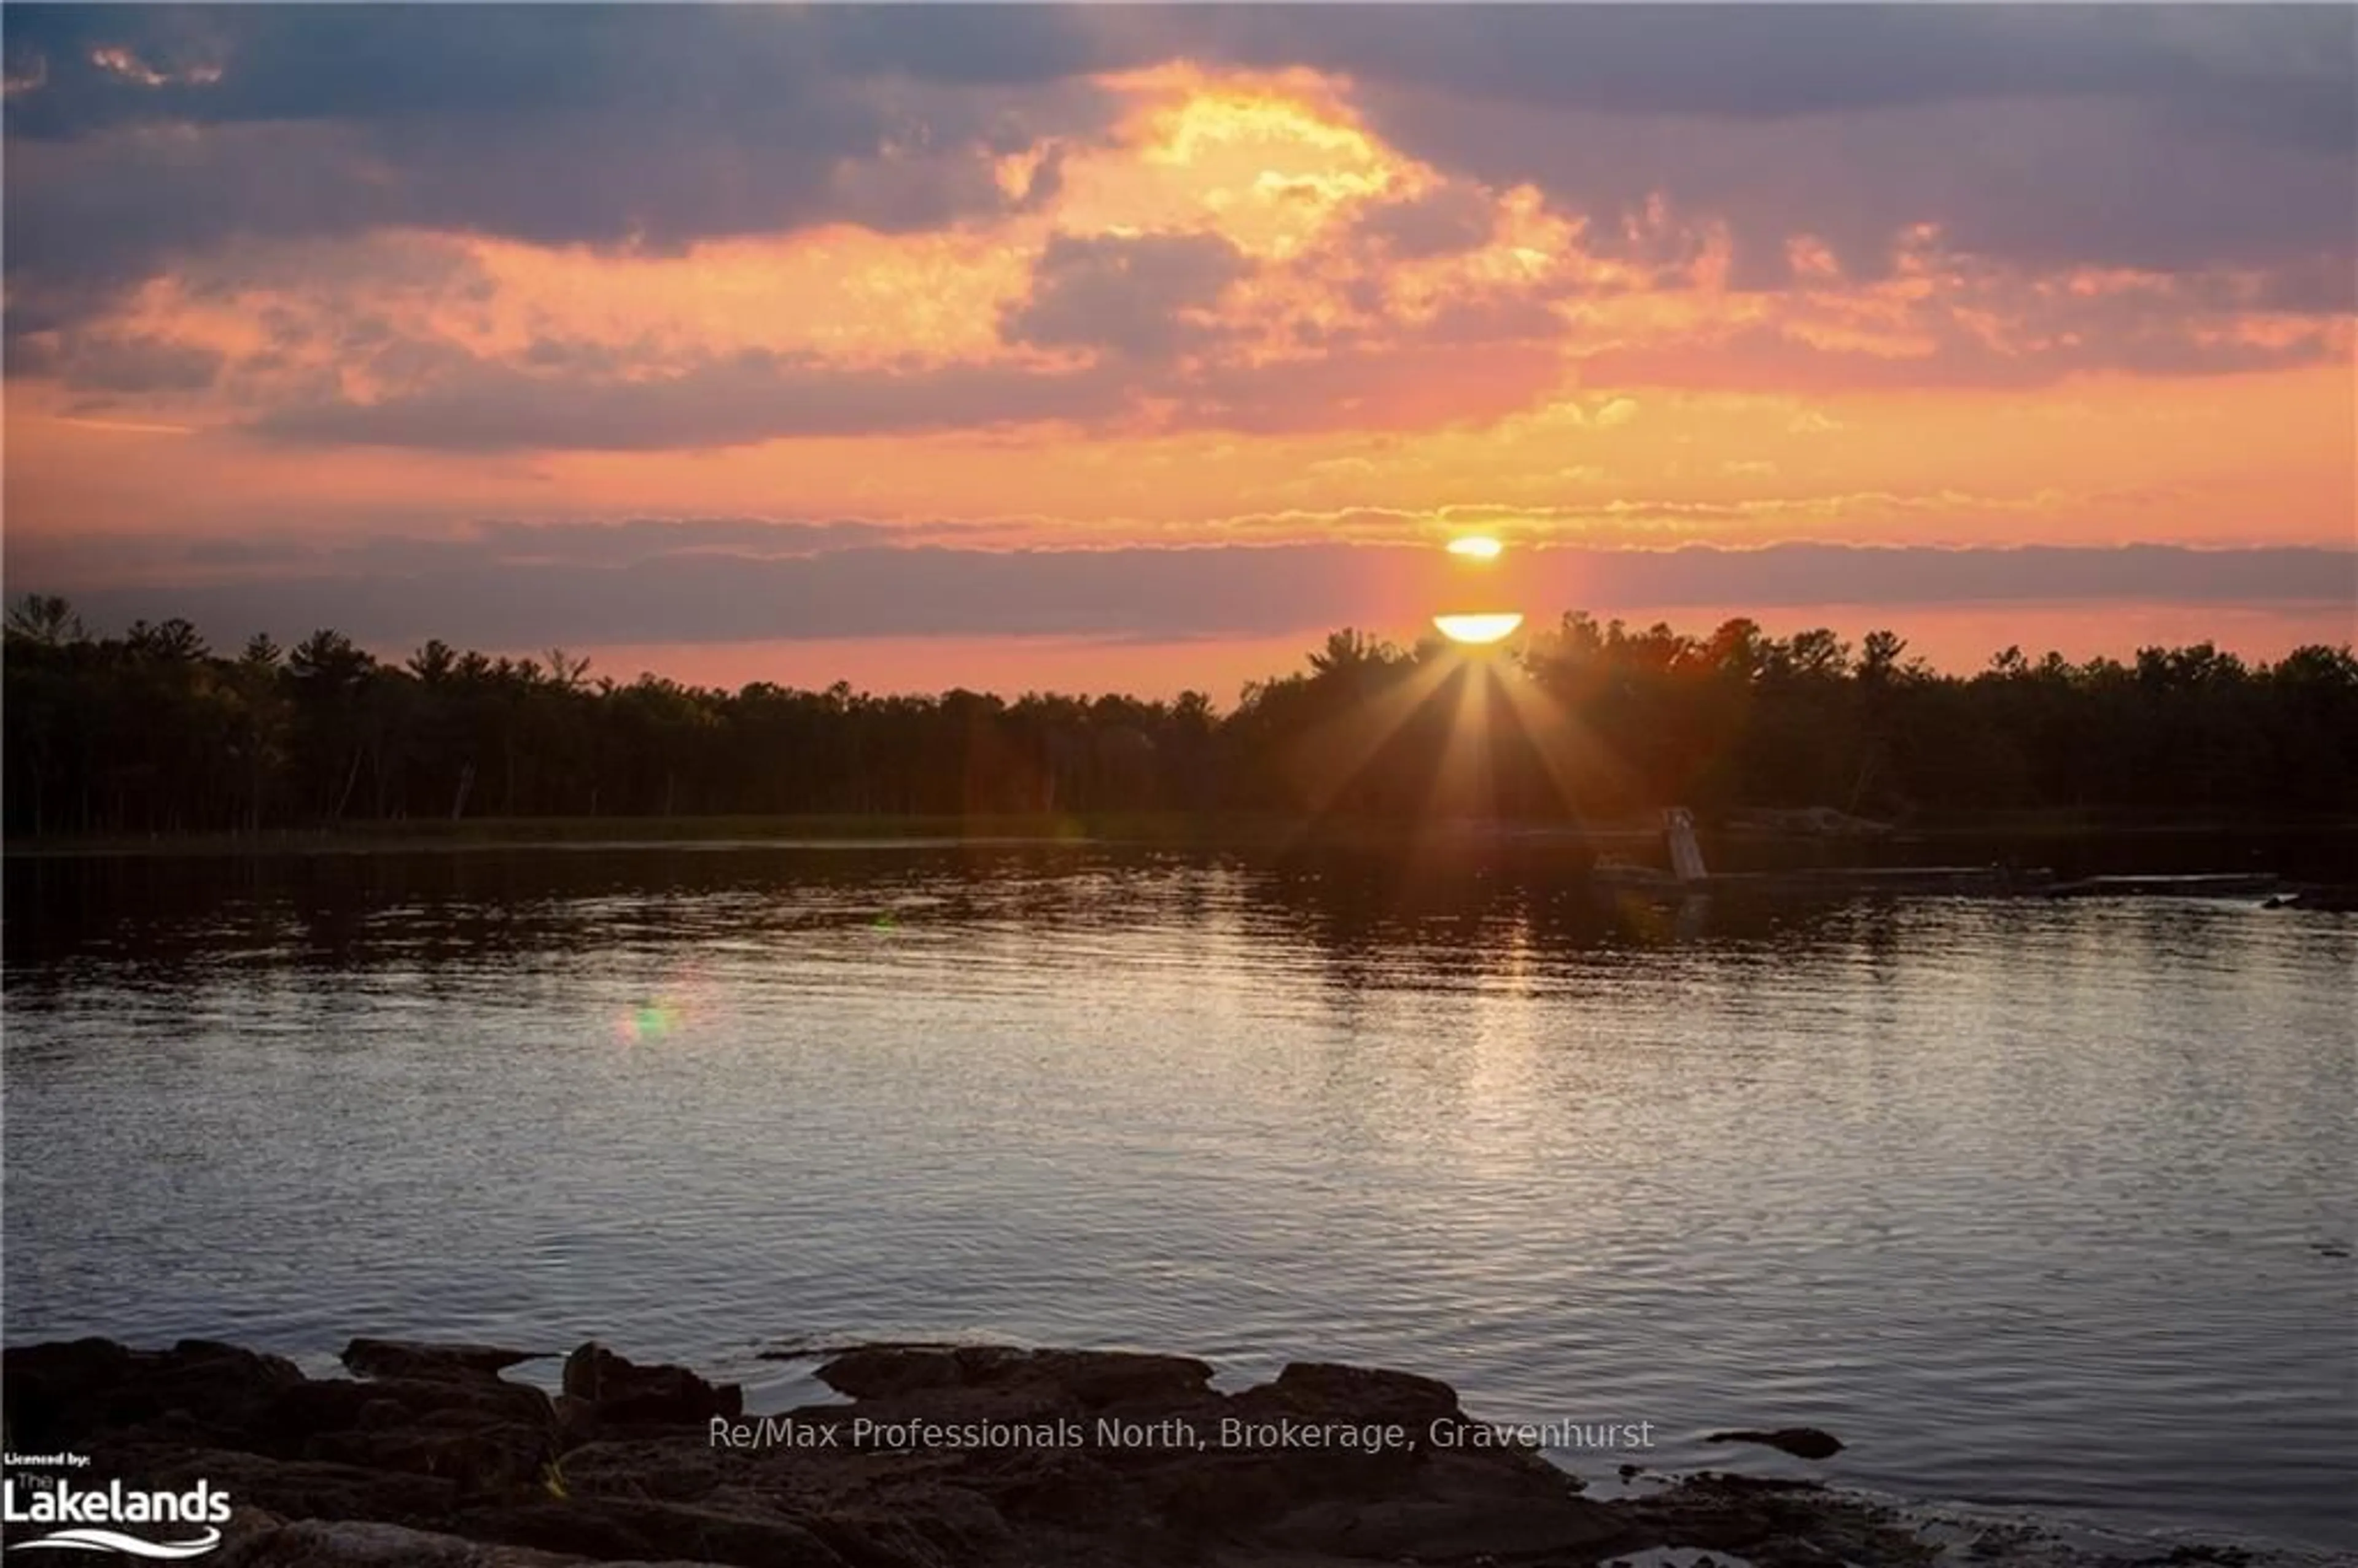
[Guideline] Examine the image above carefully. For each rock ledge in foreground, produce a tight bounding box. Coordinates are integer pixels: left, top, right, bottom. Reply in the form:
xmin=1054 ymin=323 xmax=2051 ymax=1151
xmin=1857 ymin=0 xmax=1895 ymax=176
xmin=0 ymin=1334 xmax=1918 ymax=1567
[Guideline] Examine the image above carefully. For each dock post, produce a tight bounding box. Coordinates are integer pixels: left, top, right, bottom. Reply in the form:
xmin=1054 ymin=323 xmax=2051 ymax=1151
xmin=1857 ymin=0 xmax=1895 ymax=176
xmin=1665 ymin=807 xmax=1708 ymax=883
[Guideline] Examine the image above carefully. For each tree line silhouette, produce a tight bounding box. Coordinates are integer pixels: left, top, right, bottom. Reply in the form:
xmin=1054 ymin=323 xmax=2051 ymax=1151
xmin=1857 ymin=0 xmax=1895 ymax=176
xmin=6 ymin=593 xmax=2353 ymax=839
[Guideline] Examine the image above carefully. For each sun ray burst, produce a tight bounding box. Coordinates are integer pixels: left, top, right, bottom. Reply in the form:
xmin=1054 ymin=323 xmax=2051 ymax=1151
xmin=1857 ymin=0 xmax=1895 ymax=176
xmin=1422 ymin=659 xmax=1499 ymax=829
xmin=1490 ymin=658 xmax=1644 ymax=825
xmin=1281 ymin=655 xmax=1456 ymax=817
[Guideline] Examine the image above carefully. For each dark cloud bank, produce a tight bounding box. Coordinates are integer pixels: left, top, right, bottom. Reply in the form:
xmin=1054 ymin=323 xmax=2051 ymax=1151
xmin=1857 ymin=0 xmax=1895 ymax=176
xmin=6 ymin=5 xmax=2351 ymax=335
xmin=14 ymin=535 xmax=2351 ymax=653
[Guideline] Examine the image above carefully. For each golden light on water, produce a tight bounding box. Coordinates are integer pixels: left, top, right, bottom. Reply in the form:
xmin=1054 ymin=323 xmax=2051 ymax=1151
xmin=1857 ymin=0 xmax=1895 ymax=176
xmin=1447 ymin=535 xmax=1504 ymax=561
xmin=1433 ymin=612 xmax=1525 ymax=645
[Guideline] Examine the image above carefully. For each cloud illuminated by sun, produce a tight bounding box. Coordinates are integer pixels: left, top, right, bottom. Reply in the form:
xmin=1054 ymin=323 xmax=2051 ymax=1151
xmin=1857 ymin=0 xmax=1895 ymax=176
xmin=1064 ymin=63 xmax=1412 ymax=257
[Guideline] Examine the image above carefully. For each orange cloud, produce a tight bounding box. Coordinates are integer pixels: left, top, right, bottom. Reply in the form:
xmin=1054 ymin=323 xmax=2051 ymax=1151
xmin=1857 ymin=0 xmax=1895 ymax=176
xmin=6 ymin=55 xmax=2351 ymax=608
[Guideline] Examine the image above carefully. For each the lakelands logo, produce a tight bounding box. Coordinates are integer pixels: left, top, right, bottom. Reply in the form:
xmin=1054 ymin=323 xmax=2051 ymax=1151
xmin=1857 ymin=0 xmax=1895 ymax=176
xmin=2 ymin=1454 xmax=228 ymax=1559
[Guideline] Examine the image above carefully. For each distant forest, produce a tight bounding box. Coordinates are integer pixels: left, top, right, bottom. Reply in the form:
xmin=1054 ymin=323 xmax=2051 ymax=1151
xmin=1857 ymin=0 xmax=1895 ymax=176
xmin=5 ymin=593 xmax=2354 ymax=837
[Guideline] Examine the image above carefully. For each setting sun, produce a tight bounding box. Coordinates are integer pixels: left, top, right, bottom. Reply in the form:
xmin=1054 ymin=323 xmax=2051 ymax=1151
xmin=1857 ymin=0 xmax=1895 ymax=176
xmin=1432 ymin=612 xmax=1525 ymax=645
xmin=1446 ymin=536 xmax=1504 ymax=561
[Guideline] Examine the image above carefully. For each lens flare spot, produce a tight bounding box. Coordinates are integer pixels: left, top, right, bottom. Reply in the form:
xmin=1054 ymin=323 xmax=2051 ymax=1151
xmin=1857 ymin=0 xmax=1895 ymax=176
xmin=617 ymin=999 xmax=685 ymax=1044
xmin=1433 ymin=612 xmax=1525 ymax=645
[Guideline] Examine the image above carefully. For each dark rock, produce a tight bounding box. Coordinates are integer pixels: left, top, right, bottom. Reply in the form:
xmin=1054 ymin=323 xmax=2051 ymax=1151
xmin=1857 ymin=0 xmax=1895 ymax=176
xmin=356 ymin=1397 xmax=413 ymax=1431
xmin=7 ymin=1333 xmax=2199 ymax=1568
xmin=306 ymin=1421 xmax=553 ymax=1499
xmin=1264 ymin=1489 xmax=1625 ymax=1559
xmin=956 ymin=1446 xmax=1130 ymax=1529
xmin=1703 ymin=1426 xmax=1846 ymax=1460
xmin=796 ymin=1500 xmax=1012 ymax=1568
xmin=562 ymin=1342 xmax=742 ymax=1426
xmin=343 ymin=1338 xmax=548 ymax=1383
xmin=1218 ymin=1359 xmax=1463 ymax=1443
xmin=814 ymin=1344 xmax=1211 ymax=1408
xmin=2 ymin=1337 xmax=305 ymax=1450
xmin=133 ymin=1447 xmax=462 ymax=1524
xmin=457 ymin=1499 xmax=847 ymax=1567
xmin=210 ymin=1519 xmax=523 ymax=1566
xmin=1612 ymin=1471 xmax=1909 ymax=1567
xmin=551 ymin=1394 xmax=601 ymax=1454
xmin=23 ymin=1357 xmax=567 ymax=1505
xmin=256 ymin=1375 xmax=553 ymax=1462
xmin=543 ymin=1441 xmax=722 ymax=1505
xmin=209 ymin=1518 xmax=715 ymax=1566
xmin=1117 ymin=1450 xmax=1296 ymax=1528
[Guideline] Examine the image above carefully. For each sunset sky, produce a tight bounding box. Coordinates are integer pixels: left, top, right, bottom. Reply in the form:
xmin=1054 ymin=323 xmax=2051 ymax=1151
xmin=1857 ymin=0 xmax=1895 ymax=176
xmin=5 ymin=4 xmax=2352 ymax=697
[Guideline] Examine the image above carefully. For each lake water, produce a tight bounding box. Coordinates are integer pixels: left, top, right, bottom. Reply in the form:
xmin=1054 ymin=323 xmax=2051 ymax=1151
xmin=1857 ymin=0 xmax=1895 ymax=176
xmin=4 ymin=845 xmax=2352 ymax=1553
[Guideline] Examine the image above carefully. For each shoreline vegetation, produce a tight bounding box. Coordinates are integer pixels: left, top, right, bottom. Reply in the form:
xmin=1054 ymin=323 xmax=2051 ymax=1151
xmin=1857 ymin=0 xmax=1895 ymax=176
xmin=0 ymin=1333 xmax=2296 ymax=1567
xmin=9 ymin=595 xmax=2355 ymax=850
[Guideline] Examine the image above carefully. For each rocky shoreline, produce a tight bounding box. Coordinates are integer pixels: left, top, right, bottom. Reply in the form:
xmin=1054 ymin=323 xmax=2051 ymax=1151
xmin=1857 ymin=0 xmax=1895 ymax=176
xmin=0 ymin=1335 xmax=2292 ymax=1567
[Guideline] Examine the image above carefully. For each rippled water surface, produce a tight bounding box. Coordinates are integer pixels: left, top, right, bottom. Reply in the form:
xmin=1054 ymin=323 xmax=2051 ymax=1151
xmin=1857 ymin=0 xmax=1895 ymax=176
xmin=5 ymin=847 xmax=2352 ymax=1550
